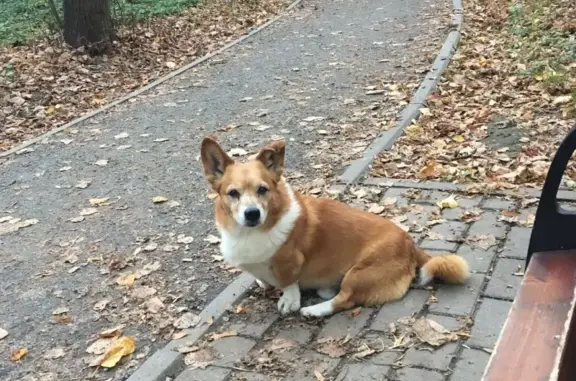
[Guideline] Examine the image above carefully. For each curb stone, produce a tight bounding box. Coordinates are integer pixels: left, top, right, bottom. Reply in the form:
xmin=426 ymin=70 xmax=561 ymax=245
xmin=126 ymin=273 xmax=255 ymax=381
xmin=338 ymin=0 xmax=464 ymax=186
xmin=0 ymin=0 xmax=304 ymax=159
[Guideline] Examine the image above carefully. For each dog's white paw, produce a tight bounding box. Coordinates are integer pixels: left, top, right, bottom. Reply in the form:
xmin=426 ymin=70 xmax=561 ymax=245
xmin=300 ymin=300 xmax=334 ymax=318
xmin=255 ymin=279 xmax=271 ymax=290
xmin=277 ymin=283 xmax=301 ymax=315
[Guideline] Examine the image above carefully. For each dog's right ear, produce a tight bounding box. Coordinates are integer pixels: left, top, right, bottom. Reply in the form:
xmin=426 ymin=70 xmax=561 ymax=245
xmin=200 ymin=137 xmax=234 ymax=190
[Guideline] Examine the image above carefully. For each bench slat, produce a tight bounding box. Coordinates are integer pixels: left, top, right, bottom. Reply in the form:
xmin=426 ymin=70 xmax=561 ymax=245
xmin=482 ymin=251 xmax=576 ymax=381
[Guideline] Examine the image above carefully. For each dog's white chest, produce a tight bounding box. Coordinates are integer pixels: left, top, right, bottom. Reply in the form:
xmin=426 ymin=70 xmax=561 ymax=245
xmin=219 ymin=229 xmax=280 ymax=266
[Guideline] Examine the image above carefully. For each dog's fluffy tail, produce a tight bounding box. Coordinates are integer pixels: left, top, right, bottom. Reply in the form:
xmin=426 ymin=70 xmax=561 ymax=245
xmin=415 ymin=247 xmax=470 ymax=285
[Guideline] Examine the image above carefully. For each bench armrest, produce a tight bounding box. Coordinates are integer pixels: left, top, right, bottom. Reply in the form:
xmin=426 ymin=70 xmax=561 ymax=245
xmin=527 ymin=127 xmax=576 ymax=265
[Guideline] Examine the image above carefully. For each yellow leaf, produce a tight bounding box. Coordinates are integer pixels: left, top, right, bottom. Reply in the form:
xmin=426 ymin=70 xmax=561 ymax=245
xmin=152 ymin=196 xmax=168 ymax=204
xmin=89 ymin=197 xmax=109 ymax=206
xmin=453 ymin=135 xmax=465 ymax=142
xmin=436 ymin=195 xmax=458 ymax=209
xmin=47 ymin=105 xmax=57 ymax=115
xmin=116 ymin=273 xmax=136 ymax=287
xmin=99 ymin=336 xmax=136 ymax=368
xmin=10 ymin=348 xmax=28 ymax=361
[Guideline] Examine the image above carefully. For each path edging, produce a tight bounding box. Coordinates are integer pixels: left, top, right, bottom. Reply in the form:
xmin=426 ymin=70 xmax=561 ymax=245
xmin=0 ymin=0 xmax=303 ymax=158
xmin=126 ymin=273 xmax=255 ymax=381
xmin=338 ymin=0 xmax=464 ymax=186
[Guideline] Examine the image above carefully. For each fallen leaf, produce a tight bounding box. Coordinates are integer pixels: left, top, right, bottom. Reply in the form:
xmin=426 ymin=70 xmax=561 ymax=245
xmin=94 ymin=159 xmax=108 ymax=167
xmin=69 ymin=216 xmax=85 ymax=223
xmin=99 ymin=326 xmax=123 ymax=338
xmin=269 ymin=338 xmax=297 ymax=352
xmin=172 ymin=331 xmax=188 ymax=340
xmin=184 ymin=347 xmax=214 ymax=369
xmin=173 ymin=312 xmax=201 ymax=329
xmin=52 ymin=306 xmax=70 ymax=315
xmin=234 ymin=304 xmax=249 ymax=314
xmin=10 ymin=348 xmax=28 ymax=361
xmin=0 ymin=218 xmax=38 ymax=236
xmin=116 ymin=273 xmax=136 ymax=287
xmin=80 ymin=208 xmax=98 ymax=216
xmin=437 ymin=195 xmax=458 ymax=209
xmin=0 ymin=328 xmax=8 ymax=340
xmin=204 ymin=234 xmax=220 ymax=244
xmin=368 ymin=204 xmax=385 ymax=214
xmin=89 ymin=197 xmax=109 ymax=206
xmin=316 ymin=338 xmax=346 ymax=358
xmin=152 ymin=196 xmax=168 ymax=204
xmin=143 ymin=242 xmax=158 ymax=252
xmin=177 ymin=235 xmax=194 ymax=244
xmin=467 ymin=233 xmax=497 ymax=250
xmin=52 ymin=314 xmax=73 ymax=324
xmin=94 ymin=300 xmax=109 ymax=312
xmin=382 ymin=197 xmax=397 ymax=206
xmin=412 ymin=317 xmax=458 ymax=347
xmin=98 ymin=336 xmax=136 ymax=368
xmin=114 ymin=132 xmax=129 ymax=139
xmin=314 ymin=370 xmax=326 ymax=381
xmin=208 ymin=330 xmax=237 ymax=340
xmin=228 ymin=148 xmax=248 ymax=156
xmin=75 ymin=180 xmax=91 ymax=189
xmin=145 ymin=297 xmax=165 ymax=313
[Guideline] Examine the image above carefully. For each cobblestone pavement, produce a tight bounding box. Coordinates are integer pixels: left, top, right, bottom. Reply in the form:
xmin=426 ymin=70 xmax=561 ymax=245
xmin=160 ymin=180 xmax=558 ymax=381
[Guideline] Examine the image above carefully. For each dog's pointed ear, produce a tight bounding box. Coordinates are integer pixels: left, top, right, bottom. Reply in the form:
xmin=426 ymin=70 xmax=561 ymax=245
xmin=200 ymin=137 xmax=234 ymax=190
xmin=256 ymin=140 xmax=285 ymax=180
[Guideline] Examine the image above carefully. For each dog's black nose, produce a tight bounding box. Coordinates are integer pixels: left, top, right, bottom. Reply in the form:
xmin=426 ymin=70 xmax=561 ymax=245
xmin=244 ymin=207 xmax=261 ymax=223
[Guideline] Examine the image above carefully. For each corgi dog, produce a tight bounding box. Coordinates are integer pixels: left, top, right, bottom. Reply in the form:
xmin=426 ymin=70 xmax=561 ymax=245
xmin=200 ymin=137 xmax=470 ymax=317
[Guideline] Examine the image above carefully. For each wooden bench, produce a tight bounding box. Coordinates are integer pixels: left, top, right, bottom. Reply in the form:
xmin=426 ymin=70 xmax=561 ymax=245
xmin=481 ymin=128 xmax=576 ymax=381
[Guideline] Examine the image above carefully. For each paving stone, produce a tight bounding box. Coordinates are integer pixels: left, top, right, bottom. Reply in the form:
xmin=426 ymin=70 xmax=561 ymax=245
xmin=362 ymin=331 xmax=400 ymax=366
xmin=335 ymin=363 xmax=389 ymax=380
xmin=420 ymin=221 xmax=468 ymax=252
xmin=211 ymin=336 xmax=257 ymax=367
xmin=441 ymin=196 xmax=483 ymax=220
xmin=402 ymin=342 xmax=458 ymax=370
xmin=405 ymin=204 xmax=440 ymax=226
xmin=483 ymin=198 xmax=516 ymax=210
xmin=275 ymin=322 xmax=315 ymax=345
xmin=382 ymin=188 xmax=412 ymax=206
xmin=501 ymin=227 xmax=531 ymax=258
xmin=457 ymin=244 xmax=497 ymax=273
xmin=393 ymin=367 xmax=444 ymax=381
xmin=449 ymin=347 xmax=491 ymax=381
xmin=468 ymin=298 xmax=512 ymax=349
xmin=483 ymin=258 xmax=524 ymax=300
xmin=371 ymin=289 xmax=430 ymax=331
xmin=428 ymin=274 xmax=484 ymax=316
xmin=228 ymin=313 xmax=279 ymax=338
xmin=175 ymin=366 xmax=231 ymax=381
xmin=285 ymin=351 xmax=340 ymax=381
xmin=229 ymin=371 xmax=271 ymax=381
xmin=318 ymin=307 xmax=373 ymax=340
xmin=467 ymin=210 xmax=507 ymax=239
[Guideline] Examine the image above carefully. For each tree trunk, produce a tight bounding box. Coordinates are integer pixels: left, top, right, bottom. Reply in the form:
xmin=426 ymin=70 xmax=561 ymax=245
xmin=63 ymin=0 xmax=115 ymax=53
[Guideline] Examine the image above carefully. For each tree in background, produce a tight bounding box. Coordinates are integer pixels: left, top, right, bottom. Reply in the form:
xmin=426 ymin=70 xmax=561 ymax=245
xmin=63 ymin=0 xmax=115 ymax=53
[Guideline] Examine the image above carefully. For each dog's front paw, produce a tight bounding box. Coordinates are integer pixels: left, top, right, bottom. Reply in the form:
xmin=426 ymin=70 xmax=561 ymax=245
xmin=256 ymin=279 xmax=272 ymax=290
xmin=277 ymin=293 xmax=301 ymax=315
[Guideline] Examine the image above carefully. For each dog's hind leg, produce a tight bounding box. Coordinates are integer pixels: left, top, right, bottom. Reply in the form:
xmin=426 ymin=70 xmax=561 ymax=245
xmin=300 ymin=247 xmax=415 ymax=317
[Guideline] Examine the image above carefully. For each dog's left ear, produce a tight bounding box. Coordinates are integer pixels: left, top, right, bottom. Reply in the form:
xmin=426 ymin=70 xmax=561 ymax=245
xmin=256 ymin=140 xmax=285 ymax=179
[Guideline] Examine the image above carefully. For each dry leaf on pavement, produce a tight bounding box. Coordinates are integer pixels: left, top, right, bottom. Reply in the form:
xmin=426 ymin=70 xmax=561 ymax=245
xmin=173 ymin=312 xmax=201 ymax=329
xmin=97 ymin=336 xmax=136 ymax=368
xmin=466 ymin=233 xmax=497 ymax=250
xmin=0 ymin=328 xmax=8 ymax=340
xmin=412 ymin=317 xmax=458 ymax=347
xmin=10 ymin=348 xmax=28 ymax=361
xmin=184 ymin=347 xmax=215 ymax=369
xmin=43 ymin=347 xmax=65 ymax=360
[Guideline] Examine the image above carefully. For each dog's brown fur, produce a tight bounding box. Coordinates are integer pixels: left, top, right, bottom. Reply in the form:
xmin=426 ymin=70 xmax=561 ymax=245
xmin=201 ymin=137 xmax=470 ymax=316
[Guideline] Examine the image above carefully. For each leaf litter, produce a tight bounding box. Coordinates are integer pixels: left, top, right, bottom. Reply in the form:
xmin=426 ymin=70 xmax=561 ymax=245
xmin=0 ymin=0 xmax=288 ymax=152
xmin=372 ymin=0 xmax=576 ymax=191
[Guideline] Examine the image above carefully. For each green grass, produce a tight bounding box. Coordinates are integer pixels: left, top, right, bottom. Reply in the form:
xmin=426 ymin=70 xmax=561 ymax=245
xmin=0 ymin=0 xmax=199 ymax=46
xmin=507 ymin=0 xmax=576 ymax=93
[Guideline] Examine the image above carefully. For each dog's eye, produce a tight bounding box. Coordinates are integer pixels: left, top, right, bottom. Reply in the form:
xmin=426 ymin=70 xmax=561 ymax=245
xmin=227 ymin=189 xmax=240 ymax=199
xmin=257 ymin=186 xmax=269 ymax=196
